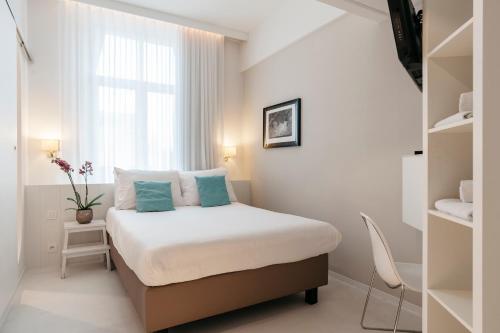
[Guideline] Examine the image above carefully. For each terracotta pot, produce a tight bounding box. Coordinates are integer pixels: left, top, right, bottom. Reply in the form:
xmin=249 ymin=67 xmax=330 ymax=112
xmin=76 ymin=209 xmax=93 ymax=224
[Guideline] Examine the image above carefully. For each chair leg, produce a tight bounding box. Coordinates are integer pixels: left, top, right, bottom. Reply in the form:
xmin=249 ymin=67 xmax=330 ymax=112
xmin=360 ymin=267 xmax=377 ymax=330
xmin=360 ymin=268 xmax=421 ymax=333
xmin=393 ymin=286 xmax=406 ymax=333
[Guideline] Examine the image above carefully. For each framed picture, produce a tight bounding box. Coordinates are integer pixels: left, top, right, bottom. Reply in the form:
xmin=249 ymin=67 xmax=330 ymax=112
xmin=263 ymin=98 xmax=301 ymax=149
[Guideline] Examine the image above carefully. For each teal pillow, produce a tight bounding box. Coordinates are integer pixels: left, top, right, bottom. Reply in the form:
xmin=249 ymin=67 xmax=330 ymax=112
xmin=134 ymin=181 xmax=175 ymax=212
xmin=195 ymin=176 xmax=231 ymax=208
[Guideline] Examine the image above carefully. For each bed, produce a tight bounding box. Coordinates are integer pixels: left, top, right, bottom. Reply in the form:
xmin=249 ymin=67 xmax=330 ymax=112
xmin=106 ymin=202 xmax=341 ymax=332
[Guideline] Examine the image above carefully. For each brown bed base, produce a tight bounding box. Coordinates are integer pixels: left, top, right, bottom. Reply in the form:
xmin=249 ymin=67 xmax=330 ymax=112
xmin=109 ymin=236 xmax=329 ymax=333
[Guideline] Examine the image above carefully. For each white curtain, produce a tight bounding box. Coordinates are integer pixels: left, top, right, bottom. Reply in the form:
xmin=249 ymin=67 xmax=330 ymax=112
xmin=60 ymin=1 xmax=224 ymax=182
xmin=177 ymin=27 xmax=224 ymax=171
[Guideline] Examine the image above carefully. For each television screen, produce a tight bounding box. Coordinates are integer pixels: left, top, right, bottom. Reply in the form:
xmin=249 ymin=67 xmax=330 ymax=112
xmin=387 ymin=0 xmax=423 ymax=91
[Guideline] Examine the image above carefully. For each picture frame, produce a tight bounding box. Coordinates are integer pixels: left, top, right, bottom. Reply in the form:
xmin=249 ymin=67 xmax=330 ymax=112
xmin=263 ymin=98 xmax=301 ymax=149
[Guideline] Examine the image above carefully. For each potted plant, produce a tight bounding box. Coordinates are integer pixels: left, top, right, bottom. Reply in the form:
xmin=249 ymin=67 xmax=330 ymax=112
xmin=52 ymin=158 xmax=104 ymax=224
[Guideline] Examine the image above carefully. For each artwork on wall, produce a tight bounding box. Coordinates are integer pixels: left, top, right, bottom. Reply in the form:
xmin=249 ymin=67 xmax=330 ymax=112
xmin=263 ymin=98 xmax=301 ymax=149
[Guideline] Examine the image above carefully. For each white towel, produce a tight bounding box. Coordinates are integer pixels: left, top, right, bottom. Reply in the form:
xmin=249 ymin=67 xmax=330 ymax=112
xmin=459 ymin=180 xmax=473 ymax=203
xmin=435 ymin=199 xmax=473 ymax=221
xmin=434 ymin=111 xmax=473 ymax=128
xmin=459 ymin=91 xmax=473 ymax=112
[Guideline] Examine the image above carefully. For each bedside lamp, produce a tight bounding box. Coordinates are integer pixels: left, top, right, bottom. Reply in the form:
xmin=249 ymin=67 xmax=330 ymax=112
xmin=41 ymin=139 xmax=60 ymax=158
xmin=223 ymin=145 xmax=237 ymax=162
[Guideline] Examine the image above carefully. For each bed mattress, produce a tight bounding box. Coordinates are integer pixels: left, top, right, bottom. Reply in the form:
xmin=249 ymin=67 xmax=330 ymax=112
xmin=106 ymin=203 xmax=341 ymax=286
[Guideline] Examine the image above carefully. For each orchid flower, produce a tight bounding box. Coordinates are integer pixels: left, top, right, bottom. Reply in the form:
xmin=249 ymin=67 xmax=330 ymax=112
xmin=52 ymin=158 xmax=103 ymax=211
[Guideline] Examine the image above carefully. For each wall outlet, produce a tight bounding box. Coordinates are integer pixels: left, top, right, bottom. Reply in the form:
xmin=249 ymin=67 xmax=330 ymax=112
xmin=47 ymin=210 xmax=57 ymax=220
xmin=48 ymin=243 xmax=57 ymax=253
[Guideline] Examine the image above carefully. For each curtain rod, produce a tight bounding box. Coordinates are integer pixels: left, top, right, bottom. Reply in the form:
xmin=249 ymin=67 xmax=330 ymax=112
xmin=4 ymin=0 xmax=32 ymax=62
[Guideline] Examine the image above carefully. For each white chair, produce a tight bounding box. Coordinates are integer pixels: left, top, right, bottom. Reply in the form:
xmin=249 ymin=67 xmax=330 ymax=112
xmin=360 ymin=213 xmax=422 ymax=333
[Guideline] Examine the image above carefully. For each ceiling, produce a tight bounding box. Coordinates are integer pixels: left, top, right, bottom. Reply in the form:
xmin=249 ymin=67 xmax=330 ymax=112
xmin=116 ymin=0 xmax=288 ymax=33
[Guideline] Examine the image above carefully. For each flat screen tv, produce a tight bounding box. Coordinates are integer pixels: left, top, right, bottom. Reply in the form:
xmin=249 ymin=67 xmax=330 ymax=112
xmin=387 ymin=0 xmax=423 ymax=91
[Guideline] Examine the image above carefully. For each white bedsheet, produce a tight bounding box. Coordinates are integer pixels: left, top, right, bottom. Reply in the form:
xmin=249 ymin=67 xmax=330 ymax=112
xmin=106 ymin=203 xmax=341 ymax=286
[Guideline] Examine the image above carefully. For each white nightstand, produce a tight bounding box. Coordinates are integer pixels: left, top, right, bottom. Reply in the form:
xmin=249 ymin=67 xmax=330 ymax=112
xmin=61 ymin=219 xmax=111 ymax=279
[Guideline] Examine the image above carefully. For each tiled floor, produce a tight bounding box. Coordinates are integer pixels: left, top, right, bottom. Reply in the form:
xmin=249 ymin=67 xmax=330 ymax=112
xmin=1 ymin=263 xmax=421 ymax=333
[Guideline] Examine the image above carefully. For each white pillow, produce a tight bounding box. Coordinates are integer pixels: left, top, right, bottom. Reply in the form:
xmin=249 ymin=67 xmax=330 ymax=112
xmin=114 ymin=168 xmax=184 ymax=209
xmin=179 ymin=168 xmax=237 ymax=206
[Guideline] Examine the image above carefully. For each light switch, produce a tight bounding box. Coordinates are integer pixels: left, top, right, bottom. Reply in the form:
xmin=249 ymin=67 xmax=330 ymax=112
xmin=47 ymin=210 xmax=58 ymax=220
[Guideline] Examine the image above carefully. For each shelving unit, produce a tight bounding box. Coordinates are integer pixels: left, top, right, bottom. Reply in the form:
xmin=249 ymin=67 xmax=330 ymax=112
xmin=424 ymin=1 xmax=500 ymax=332
xmin=424 ymin=0 xmax=472 ymax=331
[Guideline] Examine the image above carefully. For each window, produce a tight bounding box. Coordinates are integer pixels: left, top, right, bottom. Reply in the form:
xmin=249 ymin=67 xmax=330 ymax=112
xmin=61 ymin=2 xmax=224 ymax=182
xmin=92 ymin=33 xmax=179 ymax=180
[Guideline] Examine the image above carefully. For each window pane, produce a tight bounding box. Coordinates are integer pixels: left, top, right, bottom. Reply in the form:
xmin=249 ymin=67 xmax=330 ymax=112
xmin=147 ymin=92 xmax=175 ymax=169
xmin=143 ymin=42 xmax=176 ymax=85
xmin=97 ymin=35 xmax=137 ymax=80
xmin=98 ymin=86 xmax=136 ymax=172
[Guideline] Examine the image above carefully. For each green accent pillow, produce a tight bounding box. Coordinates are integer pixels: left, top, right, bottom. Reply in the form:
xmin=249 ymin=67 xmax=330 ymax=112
xmin=134 ymin=181 xmax=175 ymax=212
xmin=195 ymin=175 xmax=231 ymax=208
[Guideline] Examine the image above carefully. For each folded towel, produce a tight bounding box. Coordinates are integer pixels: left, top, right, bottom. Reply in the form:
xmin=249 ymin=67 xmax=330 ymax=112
xmin=435 ymin=199 xmax=473 ymax=221
xmin=434 ymin=111 xmax=473 ymax=128
xmin=459 ymin=91 xmax=473 ymax=112
xmin=459 ymin=180 xmax=473 ymax=203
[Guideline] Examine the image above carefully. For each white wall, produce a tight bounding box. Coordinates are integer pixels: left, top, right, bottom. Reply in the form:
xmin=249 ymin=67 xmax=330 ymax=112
xmin=242 ymin=14 xmax=422 ymax=304
xmin=26 ymin=0 xmax=246 ymax=185
xmin=0 ymin=0 xmax=27 ymax=322
xmin=26 ymin=0 xmax=63 ymax=185
xmin=241 ymin=0 xmax=345 ymax=71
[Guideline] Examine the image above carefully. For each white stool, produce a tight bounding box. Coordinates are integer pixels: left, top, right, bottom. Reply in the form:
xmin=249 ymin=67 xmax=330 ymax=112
xmin=61 ymin=220 xmax=111 ymax=279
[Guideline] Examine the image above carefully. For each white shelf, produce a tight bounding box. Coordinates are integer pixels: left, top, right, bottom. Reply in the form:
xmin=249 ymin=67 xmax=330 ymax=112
xmin=428 ymin=18 xmax=473 ymax=58
xmin=428 ymin=118 xmax=473 ymax=134
xmin=428 ymin=289 xmax=472 ymax=331
xmin=64 ymin=220 xmax=106 ymax=232
xmin=62 ymin=244 xmax=110 ymax=258
xmin=67 ymin=241 xmax=104 ymax=250
xmin=428 ymin=209 xmax=473 ymax=228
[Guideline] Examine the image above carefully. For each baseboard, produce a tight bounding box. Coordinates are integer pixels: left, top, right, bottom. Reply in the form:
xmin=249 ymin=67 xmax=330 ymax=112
xmin=329 ymin=270 xmax=422 ymax=317
xmin=0 ymin=267 xmax=26 ymax=329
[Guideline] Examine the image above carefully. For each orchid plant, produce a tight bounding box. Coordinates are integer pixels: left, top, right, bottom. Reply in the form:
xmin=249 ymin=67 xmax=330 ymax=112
xmin=52 ymin=158 xmax=104 ymax=211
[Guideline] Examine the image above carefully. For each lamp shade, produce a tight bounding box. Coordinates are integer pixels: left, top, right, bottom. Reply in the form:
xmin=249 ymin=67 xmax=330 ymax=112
xmin=41 ymin=139 xmax=60 ymax=153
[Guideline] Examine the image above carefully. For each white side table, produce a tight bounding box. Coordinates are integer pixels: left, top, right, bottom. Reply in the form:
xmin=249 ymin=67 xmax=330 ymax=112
xmin=61 ymin=220 xmax=111 ymax=279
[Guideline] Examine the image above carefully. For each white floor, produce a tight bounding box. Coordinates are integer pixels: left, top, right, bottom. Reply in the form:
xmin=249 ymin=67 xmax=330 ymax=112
xmin=1 ymin=263 xmax=421 ymax=333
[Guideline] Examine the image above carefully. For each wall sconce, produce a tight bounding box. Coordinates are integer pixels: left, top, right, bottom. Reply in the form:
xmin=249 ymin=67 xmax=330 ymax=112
xmin=223 ymin=145 xmax=237 ymax=162
xmin=41 ymin=139 xmax=60 ymax=158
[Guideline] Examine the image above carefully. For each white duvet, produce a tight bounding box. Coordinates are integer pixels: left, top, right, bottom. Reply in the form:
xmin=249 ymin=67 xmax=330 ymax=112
xmin=106 ymin=203 xmax=342 ymax=286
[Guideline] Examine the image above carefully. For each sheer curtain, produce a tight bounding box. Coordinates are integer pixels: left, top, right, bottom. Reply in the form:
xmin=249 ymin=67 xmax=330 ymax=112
xmin=60 ymin=1 xmax=224 ymax=182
